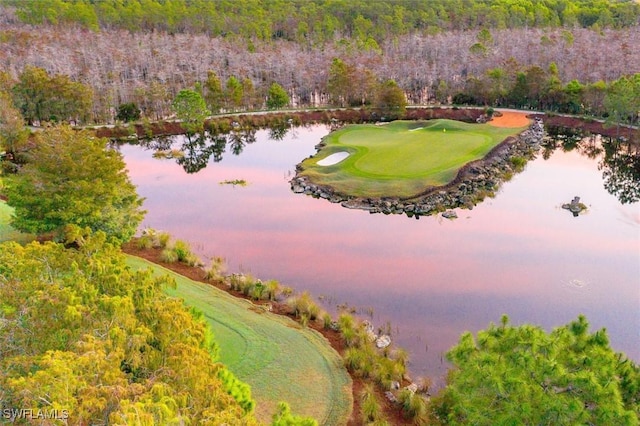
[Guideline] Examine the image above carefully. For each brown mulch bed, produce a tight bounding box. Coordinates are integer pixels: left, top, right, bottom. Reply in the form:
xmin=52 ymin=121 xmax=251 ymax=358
xmin=122 ymin=240 xmax=410 ymax=425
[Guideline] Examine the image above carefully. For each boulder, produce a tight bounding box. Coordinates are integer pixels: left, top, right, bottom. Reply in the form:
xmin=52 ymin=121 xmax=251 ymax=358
xmin=562 ymin=196 xmax=587 ymax=216
xmin=442 ymin=210 xmax=458 ymax=219
xmin=376 ymin=335 xmax=391 ymax=349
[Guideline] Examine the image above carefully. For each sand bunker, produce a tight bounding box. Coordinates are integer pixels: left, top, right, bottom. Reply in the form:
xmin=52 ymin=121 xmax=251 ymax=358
xmin=489 ymin=111 xmax=531 ymax=128
xmin=317 ymin=151 xmax=350 ymax=166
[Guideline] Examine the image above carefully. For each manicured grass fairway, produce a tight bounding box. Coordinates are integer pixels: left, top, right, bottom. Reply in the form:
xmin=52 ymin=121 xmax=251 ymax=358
xmin=301 ymin=119 xmax=527 ymax=198
xmin=126 ymin=256 xmax=352 ymax=425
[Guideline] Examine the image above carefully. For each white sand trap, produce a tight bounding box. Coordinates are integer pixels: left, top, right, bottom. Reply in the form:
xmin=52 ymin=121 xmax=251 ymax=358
xmin=317 ymin=151 xmax=350 ymax=166
xmin=408 ymin=127 xmax=424 ymax=132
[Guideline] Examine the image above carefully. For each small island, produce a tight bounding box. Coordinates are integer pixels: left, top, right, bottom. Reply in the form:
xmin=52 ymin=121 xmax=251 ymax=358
xmin=291 ymin=112 xmax=545 ymax=217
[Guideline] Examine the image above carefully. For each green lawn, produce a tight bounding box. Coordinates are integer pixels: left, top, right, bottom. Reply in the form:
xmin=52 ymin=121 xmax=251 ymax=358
xmin=126 ymin=256 xmax=352 ymax=425
xmin=300 ymin=119 xmax=526 ymax=198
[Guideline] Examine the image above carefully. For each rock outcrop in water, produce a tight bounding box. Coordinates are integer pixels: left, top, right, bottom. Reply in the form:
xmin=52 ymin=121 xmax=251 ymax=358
xmin=562 ymin=196 xmax=587 ymax=216
xmin=290 ymin=118 xmax=545 ymax=217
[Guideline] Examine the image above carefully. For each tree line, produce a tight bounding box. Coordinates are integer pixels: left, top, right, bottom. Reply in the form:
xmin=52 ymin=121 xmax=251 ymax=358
xmin=2 ymin=61 xmax=638 ymax=130
xmin=5 ymin=0 xmax=639 ymax=42
xmin=2 ymin=11 xmax=637 ymax=124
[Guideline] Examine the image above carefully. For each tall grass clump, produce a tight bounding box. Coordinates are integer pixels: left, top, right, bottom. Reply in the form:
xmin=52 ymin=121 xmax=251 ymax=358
xmin=158 ymin=239 xmax=203 ymax=267
xmin=160 ymin=248 xmax=178 ymax=263
xmin=204 ymin=256 xmax=226 ymax=282
xmin=136 ymin=233 xmax=155 ymax=249
xmin=373 ymin=356 xmax=403 ymax=390
xmin=509 ymin=155 xmax=527 ymax=171
xmin=264 ymin=279 xmax=280 ymax=301
xmin=397 ymin=389 xmax=429 ymax=424
xmin=137 ymin=228 xmax=172 ymax=249
xmin=287 ymin=291 xmax=320 ymax=320
xmin=322 ymin=312 xmax=333 ymax=330
xmin=344 ymin=346 xmax=376 ymax=379
xmin=360 ymin=384 xmax=388 ymax=425
xmin=228 ymin=273 xmax=257 ymax=295
xmin=173 ymin=239 xmax=191 ymax=262
xmin=250 ymin=281 xmax=265 ymax=300
xmin=157 ymin=231 xmax=171 ymax=248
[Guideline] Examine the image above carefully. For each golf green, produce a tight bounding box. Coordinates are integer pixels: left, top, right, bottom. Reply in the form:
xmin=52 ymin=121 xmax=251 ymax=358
xmin=299 ymin=119 xmax=527 ymax=198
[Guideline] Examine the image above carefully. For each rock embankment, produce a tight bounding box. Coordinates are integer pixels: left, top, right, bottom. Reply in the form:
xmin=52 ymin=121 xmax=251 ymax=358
xmin=290 ymin=118 xmax=545 ymax=217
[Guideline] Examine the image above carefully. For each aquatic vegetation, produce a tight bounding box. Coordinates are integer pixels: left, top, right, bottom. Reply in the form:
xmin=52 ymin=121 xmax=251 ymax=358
xmin=220 ymin=179 xmax=248 ymax=187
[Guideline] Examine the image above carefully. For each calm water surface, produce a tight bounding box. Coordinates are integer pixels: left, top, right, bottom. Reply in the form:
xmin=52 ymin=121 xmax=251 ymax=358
xmin=120 ymin=125 xmax=640 ymax=385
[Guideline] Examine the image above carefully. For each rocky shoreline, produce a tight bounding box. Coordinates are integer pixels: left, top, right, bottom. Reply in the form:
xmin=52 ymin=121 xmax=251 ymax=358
xmin=290 ymin=118 xmax=545 ymax=217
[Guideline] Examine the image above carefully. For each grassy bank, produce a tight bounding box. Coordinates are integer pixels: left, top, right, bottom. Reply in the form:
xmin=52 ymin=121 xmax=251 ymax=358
xmin=299 ymin=119 xmax=527 ymax=198
xmin=126 ymin=256 xmax=352 ymax=424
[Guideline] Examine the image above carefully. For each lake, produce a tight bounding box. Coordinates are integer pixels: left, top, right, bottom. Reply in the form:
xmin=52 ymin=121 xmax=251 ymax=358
xmin=119 ymin=123 xmax=640 ymax=387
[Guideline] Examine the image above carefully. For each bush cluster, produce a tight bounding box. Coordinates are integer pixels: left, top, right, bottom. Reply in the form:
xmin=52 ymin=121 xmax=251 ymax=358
xmin=137 ymin=228 xmax=202 ymax=267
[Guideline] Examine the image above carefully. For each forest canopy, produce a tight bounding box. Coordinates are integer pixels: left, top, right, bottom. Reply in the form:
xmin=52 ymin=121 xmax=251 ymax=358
xmin=5 ymin=0 xmax=640 ymax=40
xmin=431 ymin=315 xmax=640 ymax=425
xmin=0 ymin=233 xmax=258 ymax=424
xmin=3 ymin=126 xmax=146 ymax=243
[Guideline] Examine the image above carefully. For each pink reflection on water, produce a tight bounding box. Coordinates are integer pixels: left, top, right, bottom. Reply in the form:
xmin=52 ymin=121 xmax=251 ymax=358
xmin=121 ymin=126 xmax=640 ymax=380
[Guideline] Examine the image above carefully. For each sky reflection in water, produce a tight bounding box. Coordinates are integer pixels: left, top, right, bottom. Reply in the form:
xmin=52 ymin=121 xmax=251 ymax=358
xmin=120 ymin=125 xmax=640 ymax=385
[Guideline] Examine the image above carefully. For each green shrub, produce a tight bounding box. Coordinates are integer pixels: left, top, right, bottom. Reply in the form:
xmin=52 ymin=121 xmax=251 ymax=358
xmin=322 ymin=312 xmax=333 ymax=330
xmin=160 ymin=248 xmax=178 ymax=263
xmin=338 ymin=313 xmax=355 ymax=334
xmin=184 ymin=252 xmax=203 ymax=267
xmin=397 ymin=389 xmax=428 ymax=423
xmin=204 ymin=256 xmax=226 ymax=282
xmin=271 ymin=402 xmax=317 ymax=426
xmin=360 ymin=384 xmax=387 ymax=425
xmin=509 ymin=155 xmax=527 ymax=170
xmin=217 ymin=368 xmax=255 ymax=415
xmin=251 ymin=281 xmax=265 ymax=300
xmin=264 ymin=279 xmax=280 ymax=301
xmin=136 ymin=234 xmax=154 ymax=249
xmin=116 ymin=102 xmax=141 ymax=123
xmin=157 ymin=232 xmax=171 ymax=248
xmin=228 ymin=274 xmax=245 ymax=291
xmin=280 ymin=286 xmax=294 ymax=297
xmin=373 ymin=357 xmax=401 ymax=389
xmin=286 ymin=291 xmax=321 ymax=320
xmin=300 ymin=313 xmax=309 ymax=328
xmin=173 ymin=239 xmax=191 ymax=262
xmin=344 ymin=347 xmax=364 ymax=372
